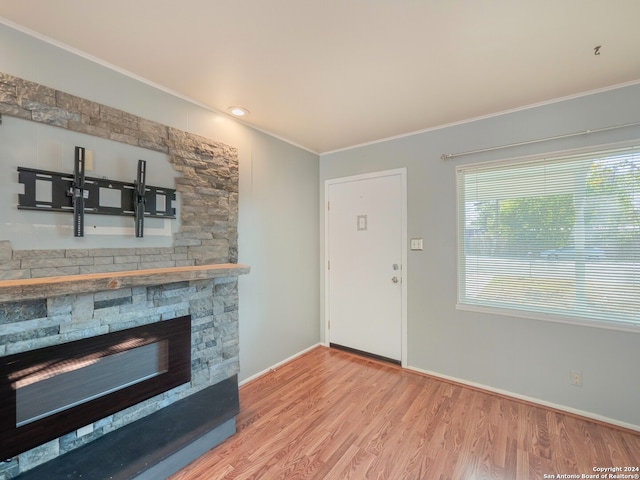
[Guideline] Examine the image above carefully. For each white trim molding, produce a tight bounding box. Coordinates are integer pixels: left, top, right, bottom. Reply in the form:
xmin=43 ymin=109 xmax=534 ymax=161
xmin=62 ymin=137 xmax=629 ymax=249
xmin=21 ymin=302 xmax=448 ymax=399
xmin=239 ymin=343 xmax=323 ymax=387
xmin=406 ymin=365 xmax=640 ymax=433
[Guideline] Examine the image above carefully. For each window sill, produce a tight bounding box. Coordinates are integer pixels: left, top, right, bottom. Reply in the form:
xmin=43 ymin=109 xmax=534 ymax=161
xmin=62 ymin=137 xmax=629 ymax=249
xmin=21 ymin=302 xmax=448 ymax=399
xmin=456 ymin=302 xmax=640 ymax=334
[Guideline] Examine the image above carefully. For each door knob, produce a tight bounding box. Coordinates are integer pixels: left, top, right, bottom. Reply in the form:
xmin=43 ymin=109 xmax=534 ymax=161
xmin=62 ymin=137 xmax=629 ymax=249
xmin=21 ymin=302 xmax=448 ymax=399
xmin=392 ymin=276 xmax=399 ymax=283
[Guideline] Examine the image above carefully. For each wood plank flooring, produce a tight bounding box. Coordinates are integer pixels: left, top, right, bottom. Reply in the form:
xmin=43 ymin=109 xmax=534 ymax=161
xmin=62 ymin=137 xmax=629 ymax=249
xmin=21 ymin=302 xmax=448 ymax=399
xmin=169 ymin=346 xmax=640 ymax=480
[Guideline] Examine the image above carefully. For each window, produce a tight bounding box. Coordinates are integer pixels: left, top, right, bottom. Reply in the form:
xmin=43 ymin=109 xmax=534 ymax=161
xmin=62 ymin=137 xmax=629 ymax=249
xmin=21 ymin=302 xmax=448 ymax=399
xmin=457 ymin=145 xmax=640 ymax=329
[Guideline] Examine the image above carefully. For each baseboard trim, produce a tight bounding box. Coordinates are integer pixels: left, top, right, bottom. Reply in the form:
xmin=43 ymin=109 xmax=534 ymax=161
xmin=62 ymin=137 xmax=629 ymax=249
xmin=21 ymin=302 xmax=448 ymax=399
xmin=406 ymin=365 xmax=640 ymax=434
xmin=239 ymin=343 xmax=323 ymax=387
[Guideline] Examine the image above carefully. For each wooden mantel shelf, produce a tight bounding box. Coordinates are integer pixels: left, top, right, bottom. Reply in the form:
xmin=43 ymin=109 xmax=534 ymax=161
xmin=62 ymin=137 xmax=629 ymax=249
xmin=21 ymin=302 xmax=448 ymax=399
xmin=0 ymin=263 xmax=250 ymax=302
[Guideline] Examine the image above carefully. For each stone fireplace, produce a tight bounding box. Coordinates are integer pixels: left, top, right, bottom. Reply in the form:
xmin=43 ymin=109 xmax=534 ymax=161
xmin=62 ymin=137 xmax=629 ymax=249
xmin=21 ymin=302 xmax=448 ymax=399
xmin=0 ymin=72 xmax=249 ymax=478
xmin=0 ymin=267 xmax=247 ymax=479
xmin=1 ymin=315 xmax=191 ymax=459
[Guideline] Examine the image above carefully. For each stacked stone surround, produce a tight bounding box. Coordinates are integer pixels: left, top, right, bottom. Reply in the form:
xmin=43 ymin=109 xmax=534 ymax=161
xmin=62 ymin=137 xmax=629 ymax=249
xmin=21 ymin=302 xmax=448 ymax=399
xmin=0 ymin=278 xmax=239 ymax=478
xmin=0 ymin=72 xmax=242 ymax=478
xmin=0 ymin=242 xmax=196 ymax=280
xmin=0 ymin=70 xmax=239 ymax=280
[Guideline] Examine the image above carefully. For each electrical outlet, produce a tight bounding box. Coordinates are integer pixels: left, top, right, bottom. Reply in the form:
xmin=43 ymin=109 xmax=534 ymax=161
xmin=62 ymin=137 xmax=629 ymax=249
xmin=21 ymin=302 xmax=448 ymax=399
xmin=410 ymin=238 xmax=423 ymax=250
xmin=570 ymin=370 xmax=583 ymax=387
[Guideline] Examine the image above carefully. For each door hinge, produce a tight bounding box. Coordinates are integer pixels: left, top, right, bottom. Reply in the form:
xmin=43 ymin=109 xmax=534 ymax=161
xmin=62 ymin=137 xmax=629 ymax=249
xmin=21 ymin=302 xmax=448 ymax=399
xmin=328 ymin=260 xmax=330 ymax=270
xmin=327 ymin=201 xmax=330 ymax=211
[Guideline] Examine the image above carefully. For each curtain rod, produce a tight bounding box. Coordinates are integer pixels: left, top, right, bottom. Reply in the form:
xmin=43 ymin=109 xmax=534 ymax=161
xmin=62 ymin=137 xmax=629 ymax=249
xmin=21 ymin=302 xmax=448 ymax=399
xmin=440 ymin=121 xmax=640 ymax=160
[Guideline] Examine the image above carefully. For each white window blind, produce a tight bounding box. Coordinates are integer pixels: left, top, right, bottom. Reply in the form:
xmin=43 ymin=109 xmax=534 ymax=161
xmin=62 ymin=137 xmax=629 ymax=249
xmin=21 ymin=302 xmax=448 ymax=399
xmin=457 ymin=145 xmax=640 ymax=329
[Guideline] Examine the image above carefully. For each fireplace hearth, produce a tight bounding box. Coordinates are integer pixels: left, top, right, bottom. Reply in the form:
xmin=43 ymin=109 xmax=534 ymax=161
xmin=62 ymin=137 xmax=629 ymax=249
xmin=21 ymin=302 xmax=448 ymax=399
xmin=1 ymin=316 xmax=191 ymax=459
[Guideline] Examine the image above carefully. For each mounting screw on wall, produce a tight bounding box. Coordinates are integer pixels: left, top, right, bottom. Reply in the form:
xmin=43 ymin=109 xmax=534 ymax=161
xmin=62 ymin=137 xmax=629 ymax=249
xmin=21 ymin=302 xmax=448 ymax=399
xmin=570 ymin=370 xmax=583 ymax=387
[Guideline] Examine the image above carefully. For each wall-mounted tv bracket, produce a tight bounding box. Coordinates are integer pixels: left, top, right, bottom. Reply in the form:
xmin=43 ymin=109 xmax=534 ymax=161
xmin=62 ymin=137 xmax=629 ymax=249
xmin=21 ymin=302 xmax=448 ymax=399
xmin=17 ymin=147 xmax=176 ymax=238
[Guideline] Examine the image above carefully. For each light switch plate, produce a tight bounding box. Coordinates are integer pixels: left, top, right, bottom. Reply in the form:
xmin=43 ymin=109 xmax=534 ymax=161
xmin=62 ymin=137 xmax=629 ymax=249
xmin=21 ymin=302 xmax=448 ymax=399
xmin=410 ymin=238 xmax=423 ymax=250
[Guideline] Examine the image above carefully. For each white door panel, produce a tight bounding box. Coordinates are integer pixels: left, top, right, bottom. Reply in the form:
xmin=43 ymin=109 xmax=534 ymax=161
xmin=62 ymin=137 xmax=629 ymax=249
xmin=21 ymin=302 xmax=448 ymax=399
xmin=327 ymin=171 xmax=404 ymax=361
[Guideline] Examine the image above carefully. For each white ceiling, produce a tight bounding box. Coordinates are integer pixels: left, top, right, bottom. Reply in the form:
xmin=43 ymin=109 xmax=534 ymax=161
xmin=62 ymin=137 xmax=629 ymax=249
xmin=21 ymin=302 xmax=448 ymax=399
xmin=1 ymin=1 xmax=640 ymax=154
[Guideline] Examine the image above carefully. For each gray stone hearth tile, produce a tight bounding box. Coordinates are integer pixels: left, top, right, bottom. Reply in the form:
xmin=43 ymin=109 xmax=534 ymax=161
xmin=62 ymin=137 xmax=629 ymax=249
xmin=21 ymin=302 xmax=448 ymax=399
xmin=94 ymin=288 xmax=133 ymax=302
xmin=94 ymin=296 xmax=132 ymax=310
xmin=47 ymin=296 xmax=73 ymax=316
xmin=0 ymin=299 xmax=47 ymax=324
xmin=17 ymin=439 xmax=60 ymax=473
xmin=0 ymin=269 xmax=30 ymax=281
xmin=0 ymin=240 xmax=11 ymax=261
xmin=12 ymin=249 xmax=65 ymax=259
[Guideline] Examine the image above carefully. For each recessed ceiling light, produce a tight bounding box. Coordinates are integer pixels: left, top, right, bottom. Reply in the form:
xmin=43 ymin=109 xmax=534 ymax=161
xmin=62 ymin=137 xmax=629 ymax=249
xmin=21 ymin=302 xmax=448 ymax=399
xmin=228 ymin=106 xmax=249 ymax=116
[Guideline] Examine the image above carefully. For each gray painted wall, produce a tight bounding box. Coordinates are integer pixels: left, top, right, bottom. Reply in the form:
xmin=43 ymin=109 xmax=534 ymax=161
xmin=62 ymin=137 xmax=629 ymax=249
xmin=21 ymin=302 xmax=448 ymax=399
xmin=0 ymin=23 xmax=320 ymax=382
xmin=320 ymin=83 xmax=640 ymax=429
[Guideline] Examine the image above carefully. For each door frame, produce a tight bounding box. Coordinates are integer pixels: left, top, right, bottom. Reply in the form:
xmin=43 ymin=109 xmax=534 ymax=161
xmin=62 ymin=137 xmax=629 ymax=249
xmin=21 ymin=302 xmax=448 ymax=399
xmin=324 ymin=168 xmax=408 ymax=367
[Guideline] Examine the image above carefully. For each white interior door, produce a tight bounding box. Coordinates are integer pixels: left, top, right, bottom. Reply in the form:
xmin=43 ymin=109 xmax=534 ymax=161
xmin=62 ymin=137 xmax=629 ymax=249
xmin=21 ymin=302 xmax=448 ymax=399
xmin=326 ymin=169 xmax=405 ymax=362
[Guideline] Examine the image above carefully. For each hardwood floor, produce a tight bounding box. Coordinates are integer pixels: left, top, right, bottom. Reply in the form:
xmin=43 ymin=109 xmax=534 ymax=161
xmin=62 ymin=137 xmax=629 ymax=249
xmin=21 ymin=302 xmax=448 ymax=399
xmin=169 ymin=347 xmax=640 ymax=480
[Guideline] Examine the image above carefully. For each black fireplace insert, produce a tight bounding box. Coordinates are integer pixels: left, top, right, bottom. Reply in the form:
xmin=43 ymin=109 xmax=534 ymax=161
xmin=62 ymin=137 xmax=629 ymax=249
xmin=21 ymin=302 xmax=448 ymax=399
xmin=0 ymin=315 xmax=191 ymax=459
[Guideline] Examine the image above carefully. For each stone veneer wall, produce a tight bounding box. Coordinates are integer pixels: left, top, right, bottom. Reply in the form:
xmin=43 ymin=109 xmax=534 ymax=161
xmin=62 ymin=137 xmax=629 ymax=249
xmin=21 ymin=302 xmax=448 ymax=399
xmin=0 ymin=72 xmax=241 ymax=478
xmin=0 ymin=70 xmax=238 ymax=279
